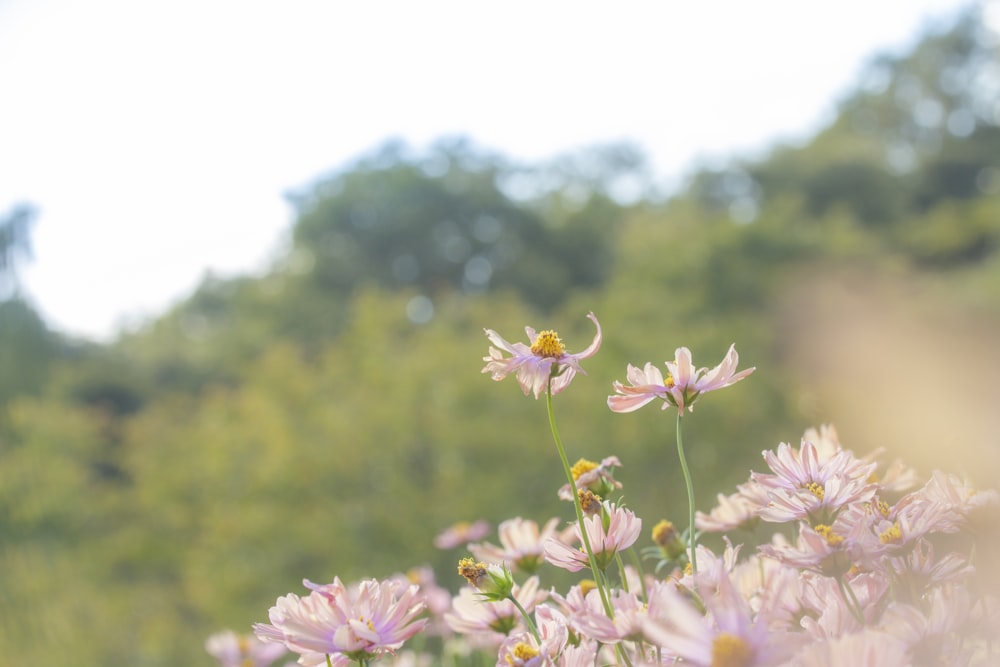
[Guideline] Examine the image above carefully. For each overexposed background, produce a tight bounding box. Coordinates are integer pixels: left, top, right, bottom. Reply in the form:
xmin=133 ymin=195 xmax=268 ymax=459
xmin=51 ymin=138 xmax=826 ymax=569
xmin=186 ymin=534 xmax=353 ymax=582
xmin=0 ymin=0 xmax=981 ymax=339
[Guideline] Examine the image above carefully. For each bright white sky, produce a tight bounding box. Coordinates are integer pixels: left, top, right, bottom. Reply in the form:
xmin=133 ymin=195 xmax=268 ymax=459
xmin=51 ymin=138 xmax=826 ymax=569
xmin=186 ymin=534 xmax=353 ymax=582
xmin=0 ymin=0 xmax=978 ymax=341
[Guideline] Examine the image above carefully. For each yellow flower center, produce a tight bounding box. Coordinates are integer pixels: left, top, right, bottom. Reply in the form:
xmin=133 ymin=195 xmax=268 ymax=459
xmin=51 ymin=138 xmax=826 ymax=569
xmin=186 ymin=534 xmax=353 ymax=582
xmin=815 ymin=524 xmax=844 ymax=547
xmin=711 ymin=633 xmax=753 ymax=667
xmin=578 ymin=488 xmax=603 ymax=514
xmin=506 ymin=642 xmax=540 ymax=664
xmin=651 ymin=519 xmax=677 ymax=547
xmin=237 ymin=636 xmax=253 ymax=667
xmin=530 ymin=330 xmax=565 ymax=358
xmin=875 ymin=499 xmax=891 ymax=518
xmin=664 ymin=373 xmax=675 ymax=388
xmin=578 ymin=579 xmax=597 ymax=597
xmin=880 ymin=522 xmax=903 ymax=544
xmin=457 ymin=557 xmax=488 ymax=587
xmin=570 ymin=458 xmax=598 ymax=480
xmin=804 ymin=481 xmax=825 ymax=501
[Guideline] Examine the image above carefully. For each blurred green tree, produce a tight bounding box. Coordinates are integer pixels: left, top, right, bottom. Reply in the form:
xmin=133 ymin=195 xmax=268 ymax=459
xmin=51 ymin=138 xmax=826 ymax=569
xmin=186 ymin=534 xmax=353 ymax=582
xmin=0 ymin=203 xmax=36 ymax=299
xmin=287 ymin=138 xmax=630 ymax=311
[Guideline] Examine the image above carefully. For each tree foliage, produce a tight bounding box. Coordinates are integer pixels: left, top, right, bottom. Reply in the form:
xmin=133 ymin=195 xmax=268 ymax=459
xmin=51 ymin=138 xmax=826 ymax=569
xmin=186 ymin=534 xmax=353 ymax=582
xmin=288 ymin=138 xmax=628 ymax=311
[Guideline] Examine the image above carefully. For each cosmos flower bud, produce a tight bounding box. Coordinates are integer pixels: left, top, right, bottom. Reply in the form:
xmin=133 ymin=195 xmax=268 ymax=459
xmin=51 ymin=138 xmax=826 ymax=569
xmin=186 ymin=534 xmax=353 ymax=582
xmin=457 ymin=557 xmax=514 ymax=602
xmin=651 ymin=519 xmax=687 ymax=561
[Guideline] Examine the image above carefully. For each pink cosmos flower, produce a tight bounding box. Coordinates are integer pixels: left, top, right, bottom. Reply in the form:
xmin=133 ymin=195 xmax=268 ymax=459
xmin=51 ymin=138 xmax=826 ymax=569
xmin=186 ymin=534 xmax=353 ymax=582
xmin=543 ymin=502 xmax=641 ymax=572
xmin=695 ymin=481 xmax=771 ymax=532
xmin=608 ymin=344 xmax=754 ymax=414
xmin=559 ymin=643 xmax=604 ymax=667
xmin=547 ymin=583 xmax=597 ymax=635
xmin=443 ymin=576 xmax=547 ymax=649
xmin=205 ymin=630 xmax=288 ymax=667
xmin=482 ymin=312 xmax=602 ymax=399
xmin=889 ymin=540 xmax=974 ymax=599
xmin=759 ymin=510 xmax=875 ymax=578
xmin=781 ymin=629 xmax=911 ymax=667
xmin=802 ymin=424 xmax=921 ymax=494
xmin=572 ymin=586 xmax=649 ymax=644
xmin=798 ymin=572 xmax=888 ymax=640
xmin=253 ymin=577 xmax=427 ymax=666
xmin=389 ymin=566 xmax=454 ymax=637
xmin=433 ymin=519 xmax=492 ymax=550
xmin=919 ymin=470 xmax=1000 ymax=527
xmin=643 ymin=560 xmax=801 ymax=666
xmin=468 ymin=517 xmax=561 ymax=574
xmin=752 ymin=440 xmax=877 ymax=525
xmin=494 ymin=605 xmax=569 ymax=667
xmin=880 ymin=585 xmax=975 ymax=664
xmin=858 ymin=494 xmax=956 ymax=560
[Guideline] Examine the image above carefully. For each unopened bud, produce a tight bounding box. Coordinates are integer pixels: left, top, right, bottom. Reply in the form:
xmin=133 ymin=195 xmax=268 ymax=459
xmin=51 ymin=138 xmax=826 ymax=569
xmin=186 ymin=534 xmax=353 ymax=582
xmin=651 ymin=519 xmax=686 ymax=561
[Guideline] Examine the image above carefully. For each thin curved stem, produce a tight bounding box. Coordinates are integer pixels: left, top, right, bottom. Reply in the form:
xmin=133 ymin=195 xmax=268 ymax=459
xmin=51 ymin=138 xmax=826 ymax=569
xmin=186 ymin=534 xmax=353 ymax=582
xmin=626 ymin=546 xmax=648 ymax=603
xmin=508 ymin=594 xmax=541 ymax=643
xmin=675 ymin=412 xmax=698 ymax=575
xmin=837 ymin=575 xmax=866 ymax=625
xmin=614 ymin=550 xmax=630 ymax=593
xmin=545 ymin=381 xmax=615 ymax=620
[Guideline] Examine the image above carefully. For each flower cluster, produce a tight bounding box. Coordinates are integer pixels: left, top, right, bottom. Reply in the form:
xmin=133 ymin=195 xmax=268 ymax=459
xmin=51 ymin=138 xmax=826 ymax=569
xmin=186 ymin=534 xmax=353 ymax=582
xmin=207 ymin=313 xmax=999 ymax=667
xmin=252 ymin=577 xmax=427 ymax=666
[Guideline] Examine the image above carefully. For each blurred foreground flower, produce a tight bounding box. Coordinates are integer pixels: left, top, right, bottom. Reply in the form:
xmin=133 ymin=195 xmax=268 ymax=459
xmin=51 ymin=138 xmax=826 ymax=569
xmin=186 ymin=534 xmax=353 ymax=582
xmin=608 ymin=343 xmax=754 ymax=414
xmin=253 ymin=577 xmax=427 ymax=666
xmin=205 ymin=630 xmax=288 ymax=667
xmin=482 ymin=312 xmax=601 ymax=399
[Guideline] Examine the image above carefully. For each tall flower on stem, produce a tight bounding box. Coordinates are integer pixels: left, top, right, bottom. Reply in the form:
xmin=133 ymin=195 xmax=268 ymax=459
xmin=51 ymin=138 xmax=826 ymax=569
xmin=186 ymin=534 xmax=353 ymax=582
xmin=481 ymin=313 xmax=621 ymax=637
xmin=607 ymin=344 xmax=754 ymax=415
xmin=482 ymin=312 xmax=602 ymax=399
xmin=608 ymin=344 xmax=754 ymax=576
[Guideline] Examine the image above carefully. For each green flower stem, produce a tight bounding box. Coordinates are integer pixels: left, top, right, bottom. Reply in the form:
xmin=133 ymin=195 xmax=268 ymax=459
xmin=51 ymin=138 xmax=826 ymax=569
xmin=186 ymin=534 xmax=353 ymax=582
xmin=675 ymin=412 xmax=698 ymax=576
xmin=837 ymin=575 xmax=866 ymax=625
xmin=614 ymin=551 xmax=629 ymax=593
xmin=508 ymin=594 xmax=541 ymax=643
xmin=326 ymin=655 xmax=333 ymax=667
xmin=545 ymin=381 xmax=615 ymax=620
